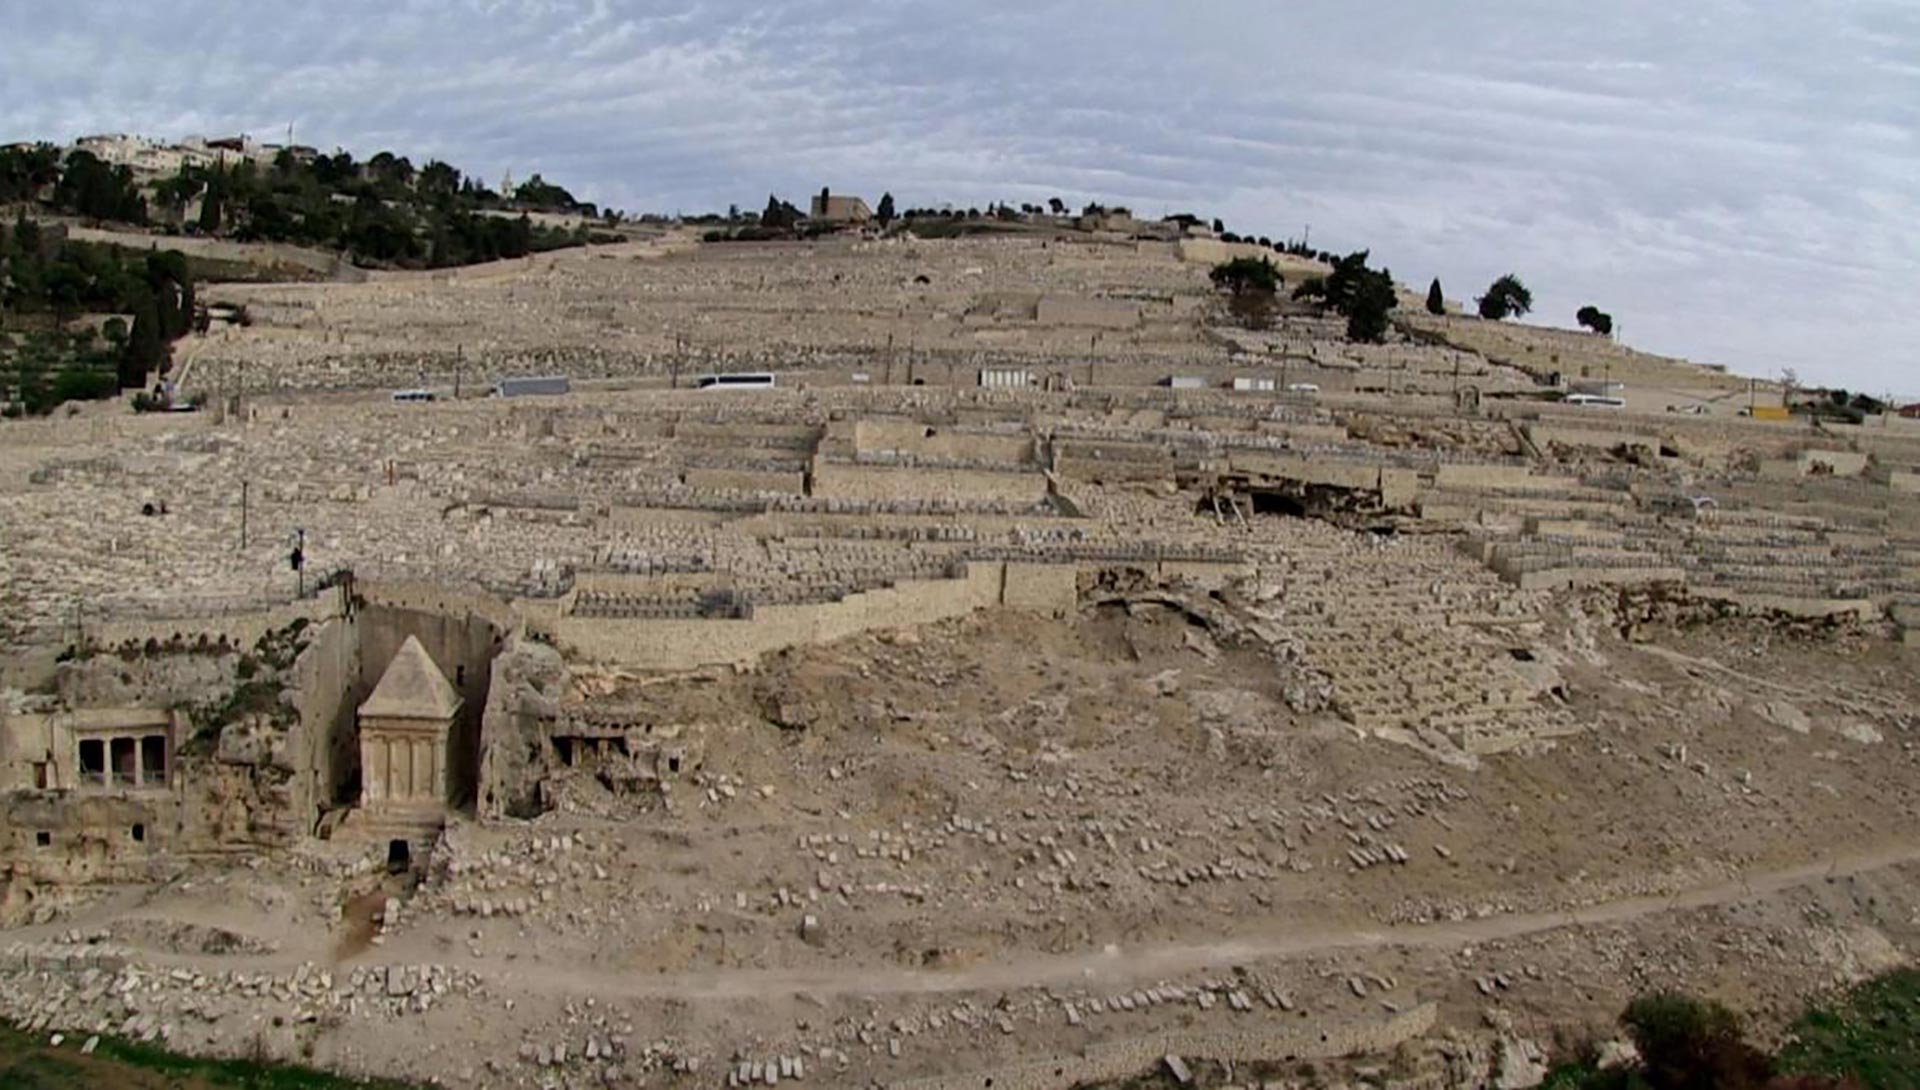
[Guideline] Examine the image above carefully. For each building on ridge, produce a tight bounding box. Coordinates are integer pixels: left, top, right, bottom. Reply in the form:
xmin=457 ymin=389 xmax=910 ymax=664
xmin=809 ymin=188 xmax=872 ymax=225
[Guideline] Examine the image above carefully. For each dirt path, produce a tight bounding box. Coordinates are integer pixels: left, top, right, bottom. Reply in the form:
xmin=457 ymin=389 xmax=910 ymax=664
xmin=20 ymin=837 xmax=1918 ymax=1006
xmin=487 ymin=836 xmax=1917 ymax=1002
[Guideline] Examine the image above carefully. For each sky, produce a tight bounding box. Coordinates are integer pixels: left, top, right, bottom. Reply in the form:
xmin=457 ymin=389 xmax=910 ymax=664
xmin=3 ymin=1 xmax=1916 ymax=392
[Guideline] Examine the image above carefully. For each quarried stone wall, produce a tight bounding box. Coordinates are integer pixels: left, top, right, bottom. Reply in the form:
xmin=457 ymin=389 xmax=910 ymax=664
xmin=551 ymin=561 xmax=1073 ymax=670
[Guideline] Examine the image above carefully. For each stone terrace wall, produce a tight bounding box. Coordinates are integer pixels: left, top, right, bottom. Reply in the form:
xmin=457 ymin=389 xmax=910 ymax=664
xmin=683 ymin=468 xmax=806 ymax=494
xmin=82 ymin=590 xmax=347 ymax=658
xmin=813 ymin=462 xmax=1049 ymax=506
xmin=548 ymin=561 xmax=1074 ymax=670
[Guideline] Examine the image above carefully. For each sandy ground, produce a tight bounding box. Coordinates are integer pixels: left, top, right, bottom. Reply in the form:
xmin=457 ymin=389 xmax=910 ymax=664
xmin=6 ymin=598 xmax=1917 ymax=1088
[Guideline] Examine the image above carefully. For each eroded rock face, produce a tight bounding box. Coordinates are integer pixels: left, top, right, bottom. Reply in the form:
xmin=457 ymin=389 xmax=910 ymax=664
xmin=476 ymin=636 xmax=566 ymax=821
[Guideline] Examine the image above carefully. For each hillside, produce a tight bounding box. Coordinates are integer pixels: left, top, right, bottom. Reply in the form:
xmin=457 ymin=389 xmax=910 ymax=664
xmin=0 ymin=137 xmax=625 ymax=270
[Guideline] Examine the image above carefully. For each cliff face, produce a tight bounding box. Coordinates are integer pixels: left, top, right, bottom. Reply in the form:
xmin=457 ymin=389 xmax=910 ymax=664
xmin=475 ymin=635 xmax=564 ymax=822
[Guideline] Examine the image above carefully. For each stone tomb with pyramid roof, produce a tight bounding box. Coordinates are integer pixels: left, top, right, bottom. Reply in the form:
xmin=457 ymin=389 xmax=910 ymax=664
xmin=357 ymin=635 xmax=462 ymax=819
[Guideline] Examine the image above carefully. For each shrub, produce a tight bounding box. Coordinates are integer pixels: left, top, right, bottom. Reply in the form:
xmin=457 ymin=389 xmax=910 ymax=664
xmin=1779 ymin=969 xmax=1920 ymax=1089
xmin=50 ymin=368 xmax=116 ymax=404
xmin=1621 ymin=993 xmax=1773 ymax=1090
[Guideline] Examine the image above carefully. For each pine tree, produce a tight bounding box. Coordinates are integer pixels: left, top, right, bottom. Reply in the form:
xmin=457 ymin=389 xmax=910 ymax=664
xmin=1476 ymin=275 xmax=1533 ymax=321
xmin=1426 ymin=278 xmax=1445 ymax=316
xmin=876 ymin=192 xmax=896 ymax=226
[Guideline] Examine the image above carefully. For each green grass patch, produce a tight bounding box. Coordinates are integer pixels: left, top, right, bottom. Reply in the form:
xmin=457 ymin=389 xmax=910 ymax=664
xmin=1779 ymin=968 xmax=1920 ymax=1090
xmin=1540 ymin=1061 xmax=1604 ymax=1090
xmin=0 ymin=1020 xmax=424 ymax=1089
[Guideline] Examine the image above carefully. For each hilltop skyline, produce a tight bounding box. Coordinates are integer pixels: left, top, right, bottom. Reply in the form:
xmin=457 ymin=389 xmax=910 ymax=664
xmin=3 ymin=1 xmax=1915 ymax=393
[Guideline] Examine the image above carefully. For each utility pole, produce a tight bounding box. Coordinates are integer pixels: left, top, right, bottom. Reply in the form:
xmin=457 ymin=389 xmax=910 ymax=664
xmin=239 ymin=479 xmax=249 ymax=550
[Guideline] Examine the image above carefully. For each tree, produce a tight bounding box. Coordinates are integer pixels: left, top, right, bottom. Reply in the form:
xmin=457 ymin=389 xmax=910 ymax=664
xmin=1211 ymin=218 xmax=1225 ymax=235
xmin=1344 ymin=268 xmax=1397 ymax=343
xmin=1211 ymin=257 xmax=1282 ymax=331
xmin=761 ymin=194 xmax=801 ymax=230
xmin=514 ymin=173 xmax=586 ymax=213
xmin=1048 ymin=197 xmax=1066 ymax=215
xmin=1296 ymin=250 xmax=1397 ymax=343
xmin=1477 ymin=274 xmax=1533 ymax=320
xmin=876 ymin=192 xmax=896 ymax=226
xmin=1426 ymin=278 xmax=1445 ymax=316
xmin=120 ymin=291 xmax=165 ymax=388
xmin=367 ymin=151 xmax=415 ymax=189
xmin=11 ymin=212 xmax=41 ymax=261
xmin=145 ymin=251 xmax=194 ymax=341
xmin=1576 ymin=305 xmax=1614 ymax=337
xmin=198 ymin=178 xmax=224 ymax=235
xmin=1209 ymin=256 xmax=1281 ymax=295
xmin=0 ymin=142 xmax=61 ymax=203
xmin=52 ymin=151 xmax=146 ymax=224
xmin=417 ymin=160 xmax=462 ymax=199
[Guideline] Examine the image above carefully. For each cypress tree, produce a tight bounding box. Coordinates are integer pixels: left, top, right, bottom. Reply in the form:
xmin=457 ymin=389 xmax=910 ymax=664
xmin=199 ymin=185 xmax=223 ymax=235
xmin=121 ymin=292 xmax=163 ymax=388
xmin=1426 ymin=278 xmax=1445 ymax=316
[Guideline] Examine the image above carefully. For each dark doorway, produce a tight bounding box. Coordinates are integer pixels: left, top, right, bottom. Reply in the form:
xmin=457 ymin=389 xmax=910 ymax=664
xmin=131 ymin=823 xmax=146 ymax=843
xmin=386 ymin=839 xmax=412 ymax=873
xmin=1249 ymin=490 xmax=1309 ymax=518
xmin=78 ymin=739 xmax=106 ymax=786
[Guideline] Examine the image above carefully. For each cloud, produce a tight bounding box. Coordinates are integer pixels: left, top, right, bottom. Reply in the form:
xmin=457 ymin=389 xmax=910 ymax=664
xmin=2 ymin=0 xmax=1915 ymax=390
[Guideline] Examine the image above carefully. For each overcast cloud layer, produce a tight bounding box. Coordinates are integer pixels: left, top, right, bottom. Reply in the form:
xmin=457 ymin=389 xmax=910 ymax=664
xmin=3 ymin=1 xmax=1916 ymax=391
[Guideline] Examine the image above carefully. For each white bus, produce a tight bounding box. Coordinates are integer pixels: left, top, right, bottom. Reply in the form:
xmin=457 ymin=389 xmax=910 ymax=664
xmin=1564 ymin=393 xmax=1625 ymax=409
xmin=695 ymin=372 xmax=776 ymax=390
